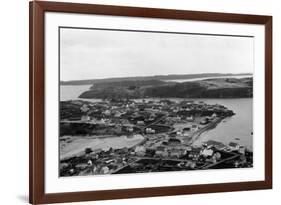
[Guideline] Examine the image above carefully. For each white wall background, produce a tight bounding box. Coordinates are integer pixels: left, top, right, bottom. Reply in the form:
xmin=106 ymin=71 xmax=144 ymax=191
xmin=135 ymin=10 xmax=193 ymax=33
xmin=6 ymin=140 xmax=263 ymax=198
xmin=0 ymin=0 xmax=279 ymax=204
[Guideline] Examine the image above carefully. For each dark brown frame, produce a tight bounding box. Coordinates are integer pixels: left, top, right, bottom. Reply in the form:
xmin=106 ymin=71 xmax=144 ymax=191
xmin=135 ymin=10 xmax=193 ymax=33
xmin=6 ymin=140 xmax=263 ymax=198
xmin=29 ymin=1 xmax=272 ymax=204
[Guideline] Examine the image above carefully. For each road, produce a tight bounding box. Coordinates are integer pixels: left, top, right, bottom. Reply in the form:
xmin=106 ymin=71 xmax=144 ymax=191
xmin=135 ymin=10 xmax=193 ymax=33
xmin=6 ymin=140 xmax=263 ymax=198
xmin=111 ymin=156 xmax=192 ymax=174
xmin=200 ymin=153 xmax=240 ymax=169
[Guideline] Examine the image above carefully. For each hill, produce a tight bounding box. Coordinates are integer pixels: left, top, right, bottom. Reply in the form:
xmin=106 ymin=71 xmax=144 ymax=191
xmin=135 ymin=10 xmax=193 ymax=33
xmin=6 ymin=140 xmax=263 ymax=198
xmin=61 ymin=73 xmax=251 ymax=85
xmin=79 ymin=77 xmax=253 ymax=99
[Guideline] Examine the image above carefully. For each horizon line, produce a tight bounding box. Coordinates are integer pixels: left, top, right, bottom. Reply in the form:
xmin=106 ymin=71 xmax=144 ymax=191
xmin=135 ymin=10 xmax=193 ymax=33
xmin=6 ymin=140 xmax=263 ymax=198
xmin=60 ymin=72 xmax=253 ymax=82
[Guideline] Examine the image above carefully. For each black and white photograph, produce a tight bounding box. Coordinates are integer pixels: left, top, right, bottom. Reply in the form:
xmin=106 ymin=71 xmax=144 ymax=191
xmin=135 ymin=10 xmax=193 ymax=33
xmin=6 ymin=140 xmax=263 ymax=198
xmin=59 ymin=27 xmax=254 ymax=177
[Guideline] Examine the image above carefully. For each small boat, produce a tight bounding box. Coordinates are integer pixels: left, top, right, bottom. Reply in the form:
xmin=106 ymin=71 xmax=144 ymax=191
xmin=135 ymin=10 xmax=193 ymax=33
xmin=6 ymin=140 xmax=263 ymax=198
xmin=235 ymin=138 xmax=240 ymax=140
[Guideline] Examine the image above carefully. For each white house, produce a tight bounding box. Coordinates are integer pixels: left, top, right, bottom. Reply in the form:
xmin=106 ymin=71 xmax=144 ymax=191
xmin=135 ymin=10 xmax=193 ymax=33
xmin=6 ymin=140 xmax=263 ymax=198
xmin=145 ymin=128 xmax=155 ymax=134
xmin=80 ymin=104 xmax=90 ymax=112
xmin=81 ymin=115 xmax=90 ymax=121
xmin=201 ymin=148 xmax=214 ymax=157
xmin=135 ymin=146 xmax=146 ymax=157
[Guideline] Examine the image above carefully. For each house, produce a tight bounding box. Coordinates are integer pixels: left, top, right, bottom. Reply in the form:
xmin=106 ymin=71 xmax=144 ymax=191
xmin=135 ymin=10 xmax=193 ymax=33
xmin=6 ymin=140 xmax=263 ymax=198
xmin=211 ymin=113 xmax=217 ymax=118
xmin=200 ymin=118 xmax=209 ymax=125
xmin=75 ymin=163 xmax=88 ymax=169
xmin=183 ymin=131 xmax=189 ymax=137
xmin=80 ymin=104 xmax=90 ymax=112
xmin=105 ymin=159 xmax=115 ymax=164
xmin=169 ymin=148 xmax=187 ymax=158
xmin=183 ymin=126 xmax=191 ymax=131
xmin=238 ymin=146 xmax=246 ymax=154
xmin=185 ymin=161 xmax=196 ymax=169
xmin=167 ymin=138 xmax=182 ymax=146
xmin=169 ymin=132 xmax=177 ymax=138
xmin=91 ymin=118 xmax=105 ymax=124
xmin=188 ymin=148 xmax=201 ymax=160
xmin=145 ymin=148 xmax=156 ymax=157
xmin=201 ymin=148 xmax=214 ymax=157
xmin=182 ymin=127 xmax=191 ymax=136
xmin=114 ymin=111 xmax=122 ymax=118
xmin=155 ymin=146 xmax=168 ymax=158
xmin=213 ymin=152 xmax=222 ymax=161
xmin=203 ymin=140 xmax=226 ymax=150
xmin=87 ymin=160 xmax=93 ymax=166
xmin=137 ymin=121 xmax=145 ymax=126
xmin=229 ymin=142 xmax=240 ymax=151
xmin=176 ymin=131 xmax=182 ymax=136
xmin=145 ymin=128 xmax=156 ymax=134
xmin=100 ymin=166 xmax=110 ymax=174
xmin=104 ymin=110 xmax=111 ymax=116
xmin=186 ymin=115 xmax=194 ymax=121
xmin=191 ymin=124 xmax=199 ymax=131
xmin=123 ymin=124 xmax=134 ymax=132
xmin=81 ymin=115 xmax=90 ymax=121
xmin=135 ymin=146 xmax=146 ymax=157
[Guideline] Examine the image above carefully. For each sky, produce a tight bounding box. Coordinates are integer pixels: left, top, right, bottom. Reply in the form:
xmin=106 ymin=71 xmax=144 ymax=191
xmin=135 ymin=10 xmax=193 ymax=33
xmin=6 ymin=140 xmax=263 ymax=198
xmin=60 ymin=28 xmax=254 ymax=81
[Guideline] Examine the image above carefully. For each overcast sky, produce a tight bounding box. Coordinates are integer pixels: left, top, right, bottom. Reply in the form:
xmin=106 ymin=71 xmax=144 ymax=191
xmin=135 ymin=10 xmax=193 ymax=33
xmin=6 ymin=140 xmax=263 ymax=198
xmin=60 ymin=28 xmax=254 ymax=81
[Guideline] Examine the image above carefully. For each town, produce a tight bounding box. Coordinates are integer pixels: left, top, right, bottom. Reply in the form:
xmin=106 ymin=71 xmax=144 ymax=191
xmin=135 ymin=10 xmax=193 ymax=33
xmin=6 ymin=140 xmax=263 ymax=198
xmin=59 ymin=99 xmax=253 ymax=176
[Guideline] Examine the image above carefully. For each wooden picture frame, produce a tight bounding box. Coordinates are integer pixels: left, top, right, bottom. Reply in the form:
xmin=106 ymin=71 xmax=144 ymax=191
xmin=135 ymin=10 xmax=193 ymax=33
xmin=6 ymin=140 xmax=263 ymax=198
xmin=29 ymin=1 xmax=272 ymax=204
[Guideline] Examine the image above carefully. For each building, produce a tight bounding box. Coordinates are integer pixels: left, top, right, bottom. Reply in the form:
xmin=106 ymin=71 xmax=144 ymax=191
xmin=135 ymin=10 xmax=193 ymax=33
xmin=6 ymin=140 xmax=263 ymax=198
xmin=104 ymin=110 xmax=111 ymax=116
xmin=201 ymin=148 xmax=214 ymax=157
xmin=167 ymin=138 xmax=182 ymax=146
xmin=145 ymin=148 xmax=156 ymax=157
xmin=87 ymin=160 xmax=93 ymax=166
xmin=200 ymin=118 xmax=209 ymax=125
xmin=191 ymin=124 xmax=199 ymax=131
xmin=100 ymin=166 xmax=110 ymax=174
xmin=229 ymin=142 xmax=240 ymax=151
xmin=123 ymin=124 xmax=134 ymax=132
xmin=155 ymin=146 xmax=168 ymax=158
xmin=182 ymin=127 xmax=191 ymax=136
xmin=91 ymin=118 xmax=106 ymax=124
xmin=238 ymin=146 xmax=246 ymax=154
xmin=113 ymin=111 xmax=122 ymax=118
xmin=145 ymin=128 xmax=156 ymax=134
xmin=135 ymin=146 xmax=146 ymax=157
xmin=188 ymin=148 xmax=201 ymax=160
xmin=202 ymin=140 xmax=226 ymax=150
xmin=169 ymin=148 xmax=187 ymax=158
xmin=80 ymin=104 xmax=90 ymax=112
xmin=186 ymin=115 xmax=194 ymax=121
xmin=183 ymin=131 xmax=189 ymax=137
xmin=213 ymin=152 xmax=222 ymax=161
xmin=137 ymin=121 xmax=145 ymax=126
xmin=211 ymin=113 xmax=217 ymax=118
xmin=81 ymin=115 xmax=91 ymax=121
xmin=176 ymin=131 xmax=182 ymax=136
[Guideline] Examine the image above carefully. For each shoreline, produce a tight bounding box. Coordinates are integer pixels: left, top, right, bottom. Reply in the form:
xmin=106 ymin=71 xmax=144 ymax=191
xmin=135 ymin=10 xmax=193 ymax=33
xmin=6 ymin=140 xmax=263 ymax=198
xmin=60 ymin=134 xmax=145 ymax=161
xmin=187 ymin=117 xmax=224 ymax=145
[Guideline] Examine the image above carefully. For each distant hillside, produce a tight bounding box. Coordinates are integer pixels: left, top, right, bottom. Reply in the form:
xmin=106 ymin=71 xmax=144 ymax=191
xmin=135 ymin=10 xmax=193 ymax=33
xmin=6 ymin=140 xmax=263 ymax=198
xmin=79 ymin=77 xmax=253 ymax=99
xmin=61 ymin=73 xmax=252 ymax=85
xmin=89 ymin=79 xmax=168 ymax=89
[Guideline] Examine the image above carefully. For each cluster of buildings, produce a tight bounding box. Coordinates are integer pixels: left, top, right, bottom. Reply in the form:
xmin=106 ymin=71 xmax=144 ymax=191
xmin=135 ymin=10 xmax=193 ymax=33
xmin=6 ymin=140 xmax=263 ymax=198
xmin=59 ymin=99 xmax=252 ymax=176
xmin=61 ymin=99 xmax=234 ymax=125
xmin=60 ymin=136 xmax=252 ymax=176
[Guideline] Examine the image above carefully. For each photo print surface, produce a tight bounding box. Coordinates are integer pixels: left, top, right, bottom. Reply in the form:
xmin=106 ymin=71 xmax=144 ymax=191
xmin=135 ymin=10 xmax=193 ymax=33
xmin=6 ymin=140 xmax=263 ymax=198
xmin=59 ymin=27 xmax=253 ymax=177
